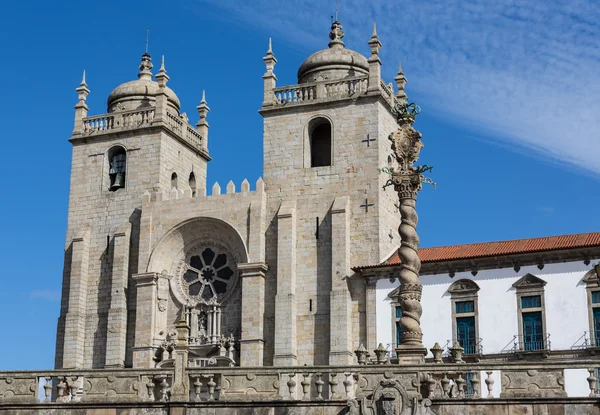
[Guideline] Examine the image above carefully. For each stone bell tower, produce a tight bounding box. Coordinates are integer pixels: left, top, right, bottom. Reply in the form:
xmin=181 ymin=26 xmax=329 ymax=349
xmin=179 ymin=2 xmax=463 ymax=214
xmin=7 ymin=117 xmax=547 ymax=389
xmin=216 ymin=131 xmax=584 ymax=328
xmin=260 ymin=22 xmax=406 ymax=366
xmin=56 ymin=53 xmax=210 ymax=369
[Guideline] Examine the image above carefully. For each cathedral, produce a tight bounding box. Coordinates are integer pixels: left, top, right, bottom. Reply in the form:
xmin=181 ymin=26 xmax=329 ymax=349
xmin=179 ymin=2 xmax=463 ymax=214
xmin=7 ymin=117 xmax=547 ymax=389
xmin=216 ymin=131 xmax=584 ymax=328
xmin=1 ymin=19 xmax=600 ymax=414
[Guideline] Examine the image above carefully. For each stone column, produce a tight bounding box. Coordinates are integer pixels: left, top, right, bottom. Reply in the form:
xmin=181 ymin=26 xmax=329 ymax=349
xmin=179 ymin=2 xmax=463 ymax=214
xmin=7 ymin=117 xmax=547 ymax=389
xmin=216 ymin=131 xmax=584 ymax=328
xmin=390 ymin=121 xmax=427 ymax=364
xmin=105 ymin=224 xmax=131 ymax=367
xmin=132 ymin=272 xmax=159 ymax=368
xmin=239 ymin=262 xmax=268 ymax=366
xmin=62 ymin=228 xmax=90 ymax=369
xmin=273 ymin=200 xmax=297 ymax=366
xmin=365 ymin=277 xmax=378 ymax=353
xmin=329 ymin=196 xmax=354 ymax=365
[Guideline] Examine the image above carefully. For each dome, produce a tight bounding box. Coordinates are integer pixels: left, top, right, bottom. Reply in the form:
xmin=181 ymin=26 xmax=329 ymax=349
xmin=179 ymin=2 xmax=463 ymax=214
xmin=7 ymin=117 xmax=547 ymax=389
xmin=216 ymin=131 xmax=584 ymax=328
xmin=297 ymin=21 xmax=369 ymax=84
xmin=107 ymin=53 xmax=181 ymax=113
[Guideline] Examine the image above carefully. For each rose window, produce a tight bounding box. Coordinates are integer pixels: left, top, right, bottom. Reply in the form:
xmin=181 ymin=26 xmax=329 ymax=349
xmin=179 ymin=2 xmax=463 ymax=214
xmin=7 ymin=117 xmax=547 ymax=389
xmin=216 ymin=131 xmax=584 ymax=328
xmin=181 ymin=247 xmax=235 ymax=302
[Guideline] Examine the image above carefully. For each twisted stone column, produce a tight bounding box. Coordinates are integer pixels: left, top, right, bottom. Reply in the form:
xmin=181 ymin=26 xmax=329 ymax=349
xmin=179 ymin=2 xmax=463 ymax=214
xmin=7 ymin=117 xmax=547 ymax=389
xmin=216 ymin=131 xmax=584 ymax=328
xmin=389 ymin=122 xmax=427 ymax=363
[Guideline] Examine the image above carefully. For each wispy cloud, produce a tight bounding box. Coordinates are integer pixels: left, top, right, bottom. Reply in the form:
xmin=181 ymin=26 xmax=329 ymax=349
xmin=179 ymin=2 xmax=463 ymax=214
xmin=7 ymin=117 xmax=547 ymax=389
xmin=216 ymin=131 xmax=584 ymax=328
xmin=30 ymin=290 xmax=61 ymax=301
xmin=196 ymin=0 xmax=600 ymax=174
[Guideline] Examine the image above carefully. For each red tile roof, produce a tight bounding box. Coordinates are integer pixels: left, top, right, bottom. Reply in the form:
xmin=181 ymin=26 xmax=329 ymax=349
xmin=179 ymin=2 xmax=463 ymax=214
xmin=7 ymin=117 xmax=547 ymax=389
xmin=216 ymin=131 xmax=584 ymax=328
xmin=356 ymin=232 xmax=600 ymax=270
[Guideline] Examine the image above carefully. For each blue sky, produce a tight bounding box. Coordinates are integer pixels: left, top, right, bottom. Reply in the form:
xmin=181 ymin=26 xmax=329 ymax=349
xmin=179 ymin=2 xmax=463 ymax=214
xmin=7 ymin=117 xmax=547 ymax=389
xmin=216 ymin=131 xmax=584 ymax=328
xmin=0 ymin=0 xmax=598 ymax=370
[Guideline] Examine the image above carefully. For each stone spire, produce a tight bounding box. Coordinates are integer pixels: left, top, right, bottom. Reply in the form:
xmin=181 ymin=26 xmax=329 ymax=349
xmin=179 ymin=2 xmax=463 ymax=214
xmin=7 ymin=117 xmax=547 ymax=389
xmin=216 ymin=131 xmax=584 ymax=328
xmin=155 ymin=55 xmax=169 ymax=86
xmin=154 ymin=55 xmax=170 ymax=123
xmin=367 ymin=21 xmax=382 ymax=93
xmin=328 ymin=20 xmax=345 ymax=48
xmin=262 ymin=37 xmax=278 ymax=107
xmin=196 ymin=90 xmax=210 ymax=151
xmin=137 ymin=53 xmax=153 ymax=80
xmin=394 ymin=60 xmax=408 ymax=100
xmin=73 ymin=70 xmax=90 ymax=135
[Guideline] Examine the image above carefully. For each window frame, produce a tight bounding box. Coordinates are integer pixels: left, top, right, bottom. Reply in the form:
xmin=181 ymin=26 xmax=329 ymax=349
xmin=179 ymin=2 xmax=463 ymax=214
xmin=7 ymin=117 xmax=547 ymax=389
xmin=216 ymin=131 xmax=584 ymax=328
xmin=513 ymin=273 xmax=548 ymax=351
xmin=448 ymin=279 xmax=480 ymax=354
xmin=583 ymin=269 xmax=600 ymax=346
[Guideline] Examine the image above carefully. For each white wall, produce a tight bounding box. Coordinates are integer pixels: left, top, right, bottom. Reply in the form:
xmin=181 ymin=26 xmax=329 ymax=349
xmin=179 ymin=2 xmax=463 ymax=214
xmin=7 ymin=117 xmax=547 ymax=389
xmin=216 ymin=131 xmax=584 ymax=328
xmin=376 ymin=260 xmax=594 ymax=355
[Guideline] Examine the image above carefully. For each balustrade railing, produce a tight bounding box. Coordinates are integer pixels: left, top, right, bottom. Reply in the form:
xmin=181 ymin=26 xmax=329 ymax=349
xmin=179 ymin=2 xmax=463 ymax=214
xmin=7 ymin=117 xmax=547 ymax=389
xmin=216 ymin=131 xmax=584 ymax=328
xmin=83 ymin=108 xmax=155 ymax=133
xmin=324 ymin=77 xmax=368 ymax=99
xmin=272 ymin=76 xmax=368 ymax=106
xmin=81 ymin=108 xmax=204 ymax=152
xmin=273 ymin=84 xmax=317 ymax=104
xmin=572 ymin=331 xmax=600 ymax=349
xmin=1 ymin=360 xmax=597 ymax=404
xmin=501 ymin=334 xmax=551 ymax=353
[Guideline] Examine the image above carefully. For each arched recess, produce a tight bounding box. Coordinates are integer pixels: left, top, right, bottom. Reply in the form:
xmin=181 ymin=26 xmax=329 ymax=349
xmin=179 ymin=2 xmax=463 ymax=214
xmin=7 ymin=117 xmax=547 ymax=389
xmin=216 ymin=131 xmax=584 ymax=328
xmin=171 ymin=172 xmax=178 ymax=190
xmin=147 ymin=216 xmax=249 ymax=278
xmin=107 ymin=145 xmax=127 ymax=191
xmin=306 ymin=116 xmax=332 ymax=167
xmin=189 ymin=172 xmax=197 ymax=196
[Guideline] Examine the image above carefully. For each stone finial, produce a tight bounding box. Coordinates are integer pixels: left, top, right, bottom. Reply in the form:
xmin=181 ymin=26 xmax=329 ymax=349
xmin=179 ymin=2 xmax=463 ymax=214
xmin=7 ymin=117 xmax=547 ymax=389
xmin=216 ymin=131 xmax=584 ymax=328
xmin=73 ymin=70 xmax=90 ymax=135
xmin=256 ymin=177 xmax=265 ymax=192
xmin=394 ymin=60 xmax=408 ymax=100
xmin=241 ymin=178 xmax=250 ymax=193
xmin=354 ymin=343 xmax=368 ymax=365
xmin=138 ymin=53 xmax=153 ymax=80
xmin=196 ymin=90 xmax=210 ymax=149
xmin=212 ymin=182 xmax=221 ymax=195
xmin=155 ymin=55 xmax=169 ymax=87
xmin=449 ymin=341 xmax=464 ymax=363
xmin=226 ymin=180 xmax=235 ymax=194
xmin=430 ymin=342 xmax=444 ymax=363
xmin=262 ymin=38 xmax=278 ymax=107
xmin=328 ymin=20 xmax=345 ymax=48
xmin=368 ymin=21 xmax=382 ymax=56
xmin=374 ymin=343 xmax=388 ymax=364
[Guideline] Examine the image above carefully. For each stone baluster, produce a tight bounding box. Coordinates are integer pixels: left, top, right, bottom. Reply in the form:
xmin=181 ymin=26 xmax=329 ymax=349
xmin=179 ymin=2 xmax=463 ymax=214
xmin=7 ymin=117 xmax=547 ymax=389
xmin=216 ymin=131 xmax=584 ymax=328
xmin=426 ymin=376 xmax=437 ymax=399
xmin=343 ymin=373 xmax=352 ymax=398
xmin=471 ymin=373 xmax=480 ymax=398
xmin=193 ymin=377 xmax=203 ymax=402
xmin=456 ymin=374 xmax=465 ymax=398
xmin=56 ymin=379 xmax=67 ymax=403
xmin=315 ymin=373 xmax=324 ymax=400
xmin=207 ymin=376 xmax=216 ymax=401
xmin=301 ymin=373 xmax=311 ymax=400
xmin=158 ymin=376 xmax=169 ymax=402
xmin=43 ymin=377 xmax=52 ymax=403
xmin=287 ymin=373 xmax=297 ymax=400
xmin=441 ymin=374 xmax=451 ymax=398
xmin=329 ymin=373 xmax=339 ymax=399
xmin=485 ymin=372 xmax=495 ymax=398
xmin=587 ymin=368 xmax=598 ymax=397
xmin=146 ymin=378 xmax=155 ymax=401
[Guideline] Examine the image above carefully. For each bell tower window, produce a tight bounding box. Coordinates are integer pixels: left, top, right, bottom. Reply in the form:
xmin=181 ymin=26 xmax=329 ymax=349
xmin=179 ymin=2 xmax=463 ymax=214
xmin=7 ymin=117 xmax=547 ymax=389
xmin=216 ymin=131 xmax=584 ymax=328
xmin=108 ymin=146 xmax=126 ymax=191
xmin=309 ymin=118 xmax=332 ymax=167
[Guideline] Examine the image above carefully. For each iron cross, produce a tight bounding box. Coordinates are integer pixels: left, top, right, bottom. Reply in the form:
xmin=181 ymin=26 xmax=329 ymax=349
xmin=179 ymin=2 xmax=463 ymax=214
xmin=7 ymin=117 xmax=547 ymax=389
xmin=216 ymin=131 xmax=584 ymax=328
xmin=360 ymin=198 xmax=374 ymax=213
xmin=362 ymin=134 xmax=376 ymax=147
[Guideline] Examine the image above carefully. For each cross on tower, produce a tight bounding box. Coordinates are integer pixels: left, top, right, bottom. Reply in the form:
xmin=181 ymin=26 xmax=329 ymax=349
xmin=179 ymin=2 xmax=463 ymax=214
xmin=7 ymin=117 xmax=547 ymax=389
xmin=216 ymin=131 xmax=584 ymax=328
xmin=362 ymin=134 xmax=376 ymax=147
xmin=360 ymin=198 xmax=374 ymax=213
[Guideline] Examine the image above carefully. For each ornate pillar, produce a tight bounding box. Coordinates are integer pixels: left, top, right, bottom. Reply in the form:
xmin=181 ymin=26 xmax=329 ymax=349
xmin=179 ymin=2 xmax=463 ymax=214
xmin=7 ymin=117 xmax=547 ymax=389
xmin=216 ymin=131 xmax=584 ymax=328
xmin=170 ymin=310 xmax=190 ymax=401
xmin=239 ymin=262 xmax=268 ymax=366
xmin=389 ymin=112 xmax=427 ymax=363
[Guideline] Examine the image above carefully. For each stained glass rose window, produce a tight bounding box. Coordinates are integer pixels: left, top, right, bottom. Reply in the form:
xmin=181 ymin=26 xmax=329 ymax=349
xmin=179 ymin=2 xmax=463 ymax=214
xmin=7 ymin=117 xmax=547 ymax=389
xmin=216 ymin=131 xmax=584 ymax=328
xmin=180 ymin=247 xmax=236 ymax=303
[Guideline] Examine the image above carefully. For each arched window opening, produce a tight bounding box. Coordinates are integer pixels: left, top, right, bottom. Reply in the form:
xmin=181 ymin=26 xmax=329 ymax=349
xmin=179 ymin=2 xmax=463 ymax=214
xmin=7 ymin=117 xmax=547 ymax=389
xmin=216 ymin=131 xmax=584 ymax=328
xmin=189 ymin=172 xmax=197 ymax=197
xmin=171 ymin=172 xmax=178 ymax=190
xmin=108 ymin=147 xmax=126 ymax=191
xmin=310 ymin=119 xmax=332 ymax=167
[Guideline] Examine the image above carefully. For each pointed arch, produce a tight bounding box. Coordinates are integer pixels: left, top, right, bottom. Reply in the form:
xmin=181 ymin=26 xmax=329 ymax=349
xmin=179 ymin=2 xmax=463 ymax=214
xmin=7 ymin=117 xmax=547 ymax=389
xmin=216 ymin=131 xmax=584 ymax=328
xmin=189 ymin=172 xmax=197 ymax=197
xmin=171 ymin=172 xmax=178 ymax=190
